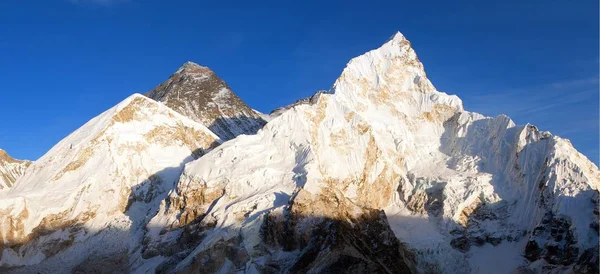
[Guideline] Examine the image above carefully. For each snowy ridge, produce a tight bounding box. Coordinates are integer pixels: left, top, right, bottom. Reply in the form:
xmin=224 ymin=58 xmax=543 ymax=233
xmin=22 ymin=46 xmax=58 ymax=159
xmin=0 ymin=94 xmax=220 ymax=270
xmin=268 ymin=90 xmax=327 ymax=118
xmin=0 ymin=149 xmax=30 ymax=191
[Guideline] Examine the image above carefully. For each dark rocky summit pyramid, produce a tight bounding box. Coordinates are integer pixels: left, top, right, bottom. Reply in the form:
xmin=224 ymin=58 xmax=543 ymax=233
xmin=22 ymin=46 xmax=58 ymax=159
xmin=146 ymin=62 xmax=266 ymax=141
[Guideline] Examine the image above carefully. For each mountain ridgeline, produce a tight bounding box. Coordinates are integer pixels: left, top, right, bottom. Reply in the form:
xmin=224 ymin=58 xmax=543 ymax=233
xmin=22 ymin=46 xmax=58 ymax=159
xmin=0 ymin=32 xmax=598 ymax=274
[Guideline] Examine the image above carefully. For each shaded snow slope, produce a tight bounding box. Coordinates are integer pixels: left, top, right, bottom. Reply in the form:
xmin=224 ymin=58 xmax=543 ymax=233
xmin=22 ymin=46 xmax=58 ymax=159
xmin=146 ymin=62 xmax=267 ymax=141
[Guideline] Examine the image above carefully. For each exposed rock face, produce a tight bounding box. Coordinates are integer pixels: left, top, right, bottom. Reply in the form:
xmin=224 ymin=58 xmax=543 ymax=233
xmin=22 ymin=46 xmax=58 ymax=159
xmin=260 ymin=189 xmax=416 ymax=274
xmin=145 ymin=187 xmax=417 ymax=274
xmin=573 ymin=245 xmax=599 ymax=274
xmin=0 ymin=149 xmax=30 ymax=190
xmin=525 ymin=213 xmax=579 ymax=265
xmin=146 ymin=62 xmax=267 ymax=141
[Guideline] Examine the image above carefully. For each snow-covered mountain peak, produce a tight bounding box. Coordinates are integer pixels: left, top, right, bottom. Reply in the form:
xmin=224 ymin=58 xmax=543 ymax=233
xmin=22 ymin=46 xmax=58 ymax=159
xmin=266 ymin=32 xmax=433 ymax=120
xmin=0 ymin=93 xmax=221 ymax=269
xmin=332 ymin=31 xmax=463 ymax=119
xmin=386 ymin=31 xmax=408 ymax=43
xmin=12 ymin=93 xmax=219 ymax=192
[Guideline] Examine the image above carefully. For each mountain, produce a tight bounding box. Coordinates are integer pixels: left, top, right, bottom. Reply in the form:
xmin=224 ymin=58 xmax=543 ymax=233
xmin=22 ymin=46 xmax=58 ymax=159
xmin=0 ymin=32 xmax=597 ymax=274
xmin=146 ymin=62 xmax=267 ymax=141
xmin=145 ymin=32 xmax=599 ymax=273
xmin=0 ymin=149 xmax=30 ymax=190
xmin=0 ymin=94 xmax=219 ymax=271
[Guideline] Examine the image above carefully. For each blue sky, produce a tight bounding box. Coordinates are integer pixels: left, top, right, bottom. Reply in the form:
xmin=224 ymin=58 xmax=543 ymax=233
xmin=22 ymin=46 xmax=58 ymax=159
xmin=0 ymin=0 xmax=598 ymax=165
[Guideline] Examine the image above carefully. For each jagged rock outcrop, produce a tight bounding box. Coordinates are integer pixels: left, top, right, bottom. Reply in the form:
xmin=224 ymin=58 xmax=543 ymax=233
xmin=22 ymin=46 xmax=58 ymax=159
xmin=0 ymin=149 xmax=30 ymax=190
xmin=146 ymin=62 xmax=267 ymax=141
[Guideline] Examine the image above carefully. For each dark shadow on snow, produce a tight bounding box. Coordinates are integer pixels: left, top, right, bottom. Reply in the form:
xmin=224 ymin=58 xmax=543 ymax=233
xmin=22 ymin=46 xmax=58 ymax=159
xmin=437 ymin=113 xmax=599 ymax=271
xmin=207 ymin=116 xmax=267 ymax=142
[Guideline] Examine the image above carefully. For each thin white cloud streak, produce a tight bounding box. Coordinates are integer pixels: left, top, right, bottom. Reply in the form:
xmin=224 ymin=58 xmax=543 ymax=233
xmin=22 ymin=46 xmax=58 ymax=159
xmin=465 ymin=77 xmax=599 ymax=137
xmin=464 ymin=77 xmax=599 ymax=165
xmin=68 ymin=0 xmax=129 ymax=6
xmin=467 ymin=77 xmax=599 ymax=118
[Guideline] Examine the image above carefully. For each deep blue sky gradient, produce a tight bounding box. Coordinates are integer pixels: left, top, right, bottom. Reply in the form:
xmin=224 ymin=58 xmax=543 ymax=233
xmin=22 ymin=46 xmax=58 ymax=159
xmin=0 ymin=0 xmax=598 ymax=164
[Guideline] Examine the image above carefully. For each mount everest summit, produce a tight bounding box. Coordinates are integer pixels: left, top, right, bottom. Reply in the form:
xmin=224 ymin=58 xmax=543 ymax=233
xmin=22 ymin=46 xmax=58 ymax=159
xmin=0 ymin=32 xmax=597 ymax=274
xmin=146 ymin=62 xmax=267 ymax=141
